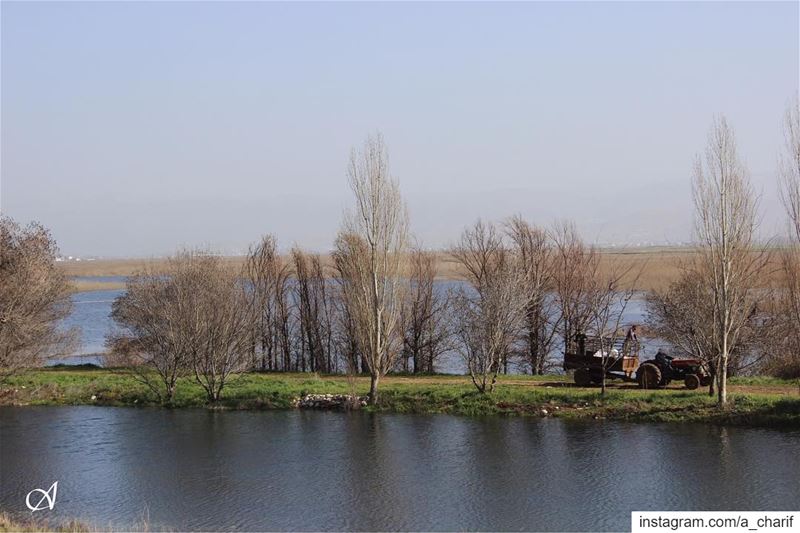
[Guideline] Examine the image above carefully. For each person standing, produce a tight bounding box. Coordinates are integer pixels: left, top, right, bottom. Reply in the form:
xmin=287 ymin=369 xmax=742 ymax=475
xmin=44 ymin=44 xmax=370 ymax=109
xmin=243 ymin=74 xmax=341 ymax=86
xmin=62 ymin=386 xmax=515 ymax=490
xmin=624 ymin=325 xmax=639 ymax=355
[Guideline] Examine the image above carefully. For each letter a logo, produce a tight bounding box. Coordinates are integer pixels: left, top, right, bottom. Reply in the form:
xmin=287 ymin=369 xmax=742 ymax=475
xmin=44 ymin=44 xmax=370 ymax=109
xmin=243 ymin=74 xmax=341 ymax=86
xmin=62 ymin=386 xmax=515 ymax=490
xmin=26 ymin=481 xmax=57 ymax=512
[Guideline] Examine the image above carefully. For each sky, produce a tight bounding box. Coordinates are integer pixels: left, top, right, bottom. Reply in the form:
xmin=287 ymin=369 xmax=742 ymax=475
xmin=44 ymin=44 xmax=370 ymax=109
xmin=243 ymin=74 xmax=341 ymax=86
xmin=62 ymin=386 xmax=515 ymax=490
xmin=1 ymin=1 xmax=798 ymax=257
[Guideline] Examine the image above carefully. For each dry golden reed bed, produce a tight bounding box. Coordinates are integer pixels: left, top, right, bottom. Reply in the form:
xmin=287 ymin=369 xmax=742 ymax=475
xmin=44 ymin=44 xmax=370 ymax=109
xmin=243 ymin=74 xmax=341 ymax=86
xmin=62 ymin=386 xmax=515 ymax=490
xmin=0 ymin=512 xmax=90 ymax=532
xmin=60 ymin=247 xmax=782 ymax=293
xmin=68 ymin=280 xmax=127 ymax=292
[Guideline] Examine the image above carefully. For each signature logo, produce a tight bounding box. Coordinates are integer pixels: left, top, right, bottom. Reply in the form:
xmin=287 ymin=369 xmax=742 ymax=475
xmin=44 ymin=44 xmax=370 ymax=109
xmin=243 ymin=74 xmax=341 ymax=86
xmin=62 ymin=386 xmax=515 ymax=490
xmin=26 ymin=481 xmax=58 ymax=512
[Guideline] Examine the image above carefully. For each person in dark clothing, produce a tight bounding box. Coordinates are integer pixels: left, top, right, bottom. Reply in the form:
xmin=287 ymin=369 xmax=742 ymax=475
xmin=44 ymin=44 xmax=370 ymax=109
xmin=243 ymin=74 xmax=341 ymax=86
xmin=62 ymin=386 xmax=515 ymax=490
xmin=623 ymin=325 xmax=639 ymax=355
xmin=655 ymin=349 xmax=672 ymax=366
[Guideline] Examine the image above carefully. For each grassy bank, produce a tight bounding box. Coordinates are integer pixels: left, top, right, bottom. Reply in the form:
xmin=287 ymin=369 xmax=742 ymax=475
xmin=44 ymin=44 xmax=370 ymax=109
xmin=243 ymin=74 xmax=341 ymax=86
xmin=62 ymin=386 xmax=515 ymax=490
xmin=2 ymin=367 xmax=798 ymax=428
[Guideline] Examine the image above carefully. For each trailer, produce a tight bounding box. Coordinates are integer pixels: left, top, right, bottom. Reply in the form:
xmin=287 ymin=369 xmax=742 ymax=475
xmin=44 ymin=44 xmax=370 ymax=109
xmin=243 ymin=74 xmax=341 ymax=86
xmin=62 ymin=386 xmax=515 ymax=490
xmin=563 ymin=334 xmax=640 ymax=387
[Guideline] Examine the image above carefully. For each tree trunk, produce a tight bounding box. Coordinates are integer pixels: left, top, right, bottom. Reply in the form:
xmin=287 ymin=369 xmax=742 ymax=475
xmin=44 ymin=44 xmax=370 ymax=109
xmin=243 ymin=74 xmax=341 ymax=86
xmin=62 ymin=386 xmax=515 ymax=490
xmin=165 ymin=383 xmax=176 ymax=406
xmin=488 ymin=370 xmax=498 ymax=393
xmin=368 ymin=374 xmax=380 ymax=405
xmin=707 ymin=364 xmax=716 ymax=397
xmin=718 ymin=355 xmax=728 ymax=405
xmin=209 ymin=386 xmax=220 ymax=404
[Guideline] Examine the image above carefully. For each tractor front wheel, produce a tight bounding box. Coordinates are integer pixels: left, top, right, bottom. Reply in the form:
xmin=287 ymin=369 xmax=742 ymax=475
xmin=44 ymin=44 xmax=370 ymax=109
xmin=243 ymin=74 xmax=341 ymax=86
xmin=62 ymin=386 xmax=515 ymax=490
xmin=574 ymin=368 xmax=593 ymax=387
xmin=637 ymin=363 xmax=662 ymax=389
xmin=589 ymin=370 xmax=604 ymax=385
xmin=684 ymin=374 xmax=701 ymax=390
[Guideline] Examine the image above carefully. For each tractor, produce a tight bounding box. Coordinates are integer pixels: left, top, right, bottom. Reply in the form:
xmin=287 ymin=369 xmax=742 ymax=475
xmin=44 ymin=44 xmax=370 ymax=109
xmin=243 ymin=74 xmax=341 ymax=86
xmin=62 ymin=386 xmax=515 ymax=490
xmin=636 ymin=350 xmax=711 ymax=390
xmin=563 ymin=334 xmax=710 ymax=390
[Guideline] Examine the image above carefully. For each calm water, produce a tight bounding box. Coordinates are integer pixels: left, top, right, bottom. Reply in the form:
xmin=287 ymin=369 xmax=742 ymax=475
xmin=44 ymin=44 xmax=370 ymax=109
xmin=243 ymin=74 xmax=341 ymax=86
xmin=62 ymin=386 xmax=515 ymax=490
xmin=1 ymin=407 xmax=798 ymax=531
xmin=58 ymin=278 xmax=653 ymax=373
xmin=54 ymin=287 xmax=123 ymax=365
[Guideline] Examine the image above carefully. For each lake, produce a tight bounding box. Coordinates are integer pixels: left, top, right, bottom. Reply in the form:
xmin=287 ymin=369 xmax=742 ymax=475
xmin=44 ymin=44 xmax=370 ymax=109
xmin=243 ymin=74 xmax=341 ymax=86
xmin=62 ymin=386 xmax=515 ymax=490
xmin=1 ymin=407 xmax=798 ymax=531
xmin=54 ymin=287 xmax=124 ymax=366
xmin=58 ymin=278 xmax=653 ymax=374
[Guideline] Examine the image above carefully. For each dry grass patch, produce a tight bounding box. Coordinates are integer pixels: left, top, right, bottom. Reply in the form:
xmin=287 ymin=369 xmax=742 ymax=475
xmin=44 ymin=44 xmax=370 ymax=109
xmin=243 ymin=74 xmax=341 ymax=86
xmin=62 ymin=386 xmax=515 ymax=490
xmin=69 ymin=280 xmax=127 ymax=293
xmin=58 ymin=247 xmax=787 ymax=293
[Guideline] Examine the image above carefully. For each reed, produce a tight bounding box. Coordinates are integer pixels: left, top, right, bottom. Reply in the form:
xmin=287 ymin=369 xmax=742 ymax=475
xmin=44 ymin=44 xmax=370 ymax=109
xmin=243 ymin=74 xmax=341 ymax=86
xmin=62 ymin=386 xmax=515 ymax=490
xmin=58 ymin=247 xmax=785 ymax=293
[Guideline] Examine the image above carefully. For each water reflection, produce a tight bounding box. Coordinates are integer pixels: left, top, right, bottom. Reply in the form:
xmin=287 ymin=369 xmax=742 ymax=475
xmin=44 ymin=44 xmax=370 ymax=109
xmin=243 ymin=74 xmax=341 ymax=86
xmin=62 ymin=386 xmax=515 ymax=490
xmin=1 ymin=407 xmax=798 ymax=531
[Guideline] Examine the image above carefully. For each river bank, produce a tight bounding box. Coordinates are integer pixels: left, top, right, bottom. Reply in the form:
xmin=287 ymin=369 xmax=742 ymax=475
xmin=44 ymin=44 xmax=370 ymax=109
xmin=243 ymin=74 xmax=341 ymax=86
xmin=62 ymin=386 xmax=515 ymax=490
xmin=2 ymin=368 xmax=798 ymax=428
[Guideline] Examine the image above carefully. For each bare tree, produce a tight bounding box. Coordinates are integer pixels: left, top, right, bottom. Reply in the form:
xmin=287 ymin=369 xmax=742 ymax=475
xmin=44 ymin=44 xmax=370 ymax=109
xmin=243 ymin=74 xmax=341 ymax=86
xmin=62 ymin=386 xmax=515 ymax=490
xmin=189 ymin=256 xmax=254 ymax=402
xmin=646 ymin=266 xmax=765 ymax=394
xmin=332 ymin=284 xmax=363 ymax=375
xmin=110 ymin=253 xmax=200 ymax=404
xmin=759 ymin=280 xmax=799 ymax=379
xmin=400 ymin=247 xmax=451 ymax=373
xmin=292 ymin=247 xmax=335 ymax=373
xmin=245 ymin=236 xmax=295 ymax=372
xmin=0 ymin=217 xmax=75 ymax=381
xmin=450 ymin=219 xmax=505 ymax=290
xmin=779 ymin=97 xmax=800 ymax=242
xmin=693 ymin=115 xmax=767 ymax=405
xmin=273 ymin=267 xmax=295 ymax=371
xmin=110 ymin=251 xmax=252 ymax=404
xmin=449 ymin=219 xmax=513 ymax=373
xmin=451 ymin=220 xmax=529 ymax=392
xmin=774 ymin=97 xmax=800 ymax=378
xmin=551 ymin=221 xmax=600 ymax=359
xmin=505 ymin=216 xmax=559 ymax=374
xmin=585 ymin=260 xmax=639 ymax=395
xmin=333 ymin=134 xmax=409 ymax=404
xmin=246 ymin=236 xmax=279 ymax=371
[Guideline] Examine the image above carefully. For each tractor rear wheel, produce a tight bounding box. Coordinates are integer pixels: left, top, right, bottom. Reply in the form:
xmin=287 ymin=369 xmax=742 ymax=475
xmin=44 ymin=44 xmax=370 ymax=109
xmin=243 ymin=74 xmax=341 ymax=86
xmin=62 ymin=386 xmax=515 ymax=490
xmin=574 ymin=368 xmax=592 ymax=387
xmin=637 ymin=363 xmax=662 ymax=389
xmin=684 ymin=374 xmax=701 ymax=390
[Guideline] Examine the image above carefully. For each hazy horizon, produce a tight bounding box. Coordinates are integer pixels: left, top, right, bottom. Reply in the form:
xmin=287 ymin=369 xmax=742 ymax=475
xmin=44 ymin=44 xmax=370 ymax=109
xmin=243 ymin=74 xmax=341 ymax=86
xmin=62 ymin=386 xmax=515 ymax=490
xmin=1 ymin=1 xmax=798 ymax=257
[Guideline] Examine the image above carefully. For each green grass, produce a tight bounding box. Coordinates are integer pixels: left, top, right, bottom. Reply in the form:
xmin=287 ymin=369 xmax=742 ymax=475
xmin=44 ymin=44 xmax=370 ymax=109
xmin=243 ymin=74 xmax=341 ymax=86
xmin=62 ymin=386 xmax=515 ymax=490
xmin=729 ymin=375 xmax=800 ymax=387
xmin=2 ymin=368 xmax=799 ymax=429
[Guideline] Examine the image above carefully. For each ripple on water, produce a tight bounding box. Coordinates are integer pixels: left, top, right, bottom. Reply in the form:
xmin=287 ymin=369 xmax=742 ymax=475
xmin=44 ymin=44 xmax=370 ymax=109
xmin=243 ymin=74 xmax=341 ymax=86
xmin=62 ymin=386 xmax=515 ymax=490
xmin=0 ymin=407 xmax=797 ymax=531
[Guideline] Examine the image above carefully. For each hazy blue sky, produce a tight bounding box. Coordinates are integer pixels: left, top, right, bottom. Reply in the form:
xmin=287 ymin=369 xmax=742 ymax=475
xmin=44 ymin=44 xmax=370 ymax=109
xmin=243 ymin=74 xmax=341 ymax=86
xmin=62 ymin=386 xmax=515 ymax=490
xmin=1 ymin=1 xmax=797 ymax=257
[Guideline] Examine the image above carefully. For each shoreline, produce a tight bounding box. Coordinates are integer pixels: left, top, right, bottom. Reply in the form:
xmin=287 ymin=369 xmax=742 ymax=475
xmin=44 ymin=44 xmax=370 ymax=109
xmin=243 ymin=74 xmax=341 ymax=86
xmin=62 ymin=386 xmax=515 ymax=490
xmin=2 ymin=368 xmax=798 ymax=429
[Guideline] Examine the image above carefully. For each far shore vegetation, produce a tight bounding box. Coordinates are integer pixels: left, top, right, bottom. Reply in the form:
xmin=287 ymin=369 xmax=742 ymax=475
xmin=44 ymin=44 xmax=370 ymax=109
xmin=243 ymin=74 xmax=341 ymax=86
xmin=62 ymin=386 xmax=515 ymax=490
xmin=68 ymin=279 xmax=127 ymax=293
xmin=60 ymin=248 xmax=785 ymax=295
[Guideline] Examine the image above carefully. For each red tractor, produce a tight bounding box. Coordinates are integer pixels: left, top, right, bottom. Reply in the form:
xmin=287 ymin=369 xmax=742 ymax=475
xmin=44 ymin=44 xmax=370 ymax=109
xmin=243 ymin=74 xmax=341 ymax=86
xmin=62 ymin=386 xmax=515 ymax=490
xmin=636 ymin=350 xmax=711 ymax=390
